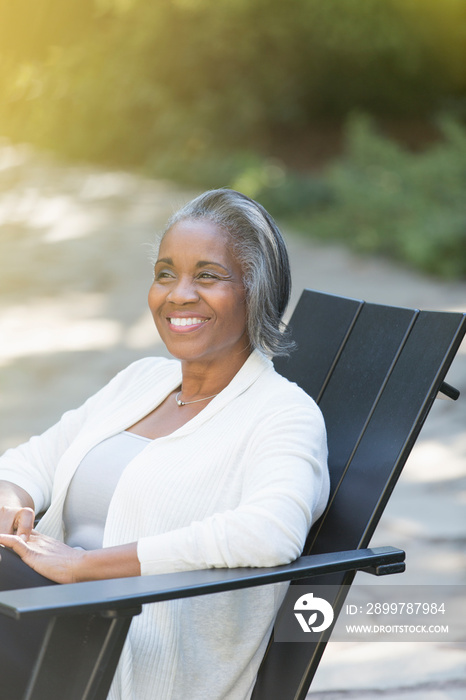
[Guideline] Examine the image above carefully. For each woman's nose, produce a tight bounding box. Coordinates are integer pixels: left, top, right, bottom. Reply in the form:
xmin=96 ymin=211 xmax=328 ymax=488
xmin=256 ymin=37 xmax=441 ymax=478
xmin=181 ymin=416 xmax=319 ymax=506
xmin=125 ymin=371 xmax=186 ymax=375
xmin=166 ymin=276 xmax=199 ymax=303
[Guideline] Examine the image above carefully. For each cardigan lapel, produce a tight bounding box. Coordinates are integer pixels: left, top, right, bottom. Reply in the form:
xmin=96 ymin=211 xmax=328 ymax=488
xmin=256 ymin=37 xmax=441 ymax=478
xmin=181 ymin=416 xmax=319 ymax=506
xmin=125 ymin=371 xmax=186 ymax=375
xmin=163 ymin=349 xmax=273 ymax=438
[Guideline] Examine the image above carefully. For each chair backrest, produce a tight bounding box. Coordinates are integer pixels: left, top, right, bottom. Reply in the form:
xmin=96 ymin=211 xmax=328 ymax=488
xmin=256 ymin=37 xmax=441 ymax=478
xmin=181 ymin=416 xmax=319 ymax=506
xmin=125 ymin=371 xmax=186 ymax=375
xmin=252 ymin=289 xmax=466 ymax=700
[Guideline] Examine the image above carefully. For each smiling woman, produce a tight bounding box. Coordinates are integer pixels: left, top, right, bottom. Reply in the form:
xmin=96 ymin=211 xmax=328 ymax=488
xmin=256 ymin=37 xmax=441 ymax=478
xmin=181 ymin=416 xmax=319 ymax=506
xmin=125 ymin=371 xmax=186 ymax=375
xmin=0 ymin=189 xmax=329 ymax=700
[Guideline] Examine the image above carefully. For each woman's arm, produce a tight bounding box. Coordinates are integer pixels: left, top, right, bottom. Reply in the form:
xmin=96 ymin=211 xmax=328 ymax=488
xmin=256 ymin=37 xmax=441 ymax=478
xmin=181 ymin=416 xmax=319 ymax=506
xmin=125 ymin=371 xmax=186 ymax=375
xmin=137 ymin=400 xmax=329 ymax=576
xmin=0 ymin=480 xmax=35 ymax=538
xmin=0 ymin=530 xmax=140 ymax=583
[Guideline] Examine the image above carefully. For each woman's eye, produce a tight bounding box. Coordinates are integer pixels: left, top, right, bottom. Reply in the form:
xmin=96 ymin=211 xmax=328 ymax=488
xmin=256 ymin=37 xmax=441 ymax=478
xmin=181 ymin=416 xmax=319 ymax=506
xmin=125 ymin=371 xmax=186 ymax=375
xmin=198 ymin=272 xmax=217 ymax=280
xmin=154 ymin=270 xmax=174 ymax=280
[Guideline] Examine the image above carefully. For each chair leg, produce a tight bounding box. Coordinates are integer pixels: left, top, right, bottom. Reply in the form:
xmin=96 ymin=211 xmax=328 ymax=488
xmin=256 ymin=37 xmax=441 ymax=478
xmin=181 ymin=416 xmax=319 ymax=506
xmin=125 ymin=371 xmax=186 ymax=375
xmin=24 ymin=608 xmax=140 ymax=700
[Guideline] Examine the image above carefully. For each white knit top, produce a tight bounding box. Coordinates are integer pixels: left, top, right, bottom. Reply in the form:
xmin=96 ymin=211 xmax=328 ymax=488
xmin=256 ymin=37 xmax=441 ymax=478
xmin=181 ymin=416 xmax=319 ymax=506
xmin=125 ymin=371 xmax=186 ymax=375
xmin=0 ymin=350 xmax=329 ymax=700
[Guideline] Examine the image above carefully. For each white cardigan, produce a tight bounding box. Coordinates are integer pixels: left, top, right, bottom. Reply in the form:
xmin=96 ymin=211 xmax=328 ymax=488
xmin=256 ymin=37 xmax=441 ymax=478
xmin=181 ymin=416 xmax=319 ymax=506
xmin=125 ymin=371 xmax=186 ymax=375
xmin=0 ymin=350 xmax=329 ymax=700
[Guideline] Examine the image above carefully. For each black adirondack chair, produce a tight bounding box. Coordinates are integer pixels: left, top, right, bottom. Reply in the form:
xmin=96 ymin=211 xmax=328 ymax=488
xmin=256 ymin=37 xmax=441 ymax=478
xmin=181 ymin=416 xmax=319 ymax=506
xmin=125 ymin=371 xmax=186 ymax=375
xmin=0 ymin=289 xmax=464 ymax=700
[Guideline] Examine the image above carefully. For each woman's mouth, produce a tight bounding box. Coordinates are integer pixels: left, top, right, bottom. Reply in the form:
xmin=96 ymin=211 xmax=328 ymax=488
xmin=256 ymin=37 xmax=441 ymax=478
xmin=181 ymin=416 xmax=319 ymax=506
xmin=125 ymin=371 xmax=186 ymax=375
xmin=167 ymin=317 xmax=210 ymax=332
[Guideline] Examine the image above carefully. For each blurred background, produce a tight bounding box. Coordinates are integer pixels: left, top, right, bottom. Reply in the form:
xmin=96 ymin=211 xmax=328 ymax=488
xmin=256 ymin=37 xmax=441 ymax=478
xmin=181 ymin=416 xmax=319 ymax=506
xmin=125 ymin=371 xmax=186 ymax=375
xmin=0 ymin=0 xmax=466 ymax=278
xmin=1 ymin=2 xmax=466 ymax=698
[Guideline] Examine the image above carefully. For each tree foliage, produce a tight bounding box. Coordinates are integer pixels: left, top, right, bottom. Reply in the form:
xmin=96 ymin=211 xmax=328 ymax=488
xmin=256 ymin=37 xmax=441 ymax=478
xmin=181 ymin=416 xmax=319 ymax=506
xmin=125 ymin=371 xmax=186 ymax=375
xmin=1 ymin=0 xmax=465 ymax=169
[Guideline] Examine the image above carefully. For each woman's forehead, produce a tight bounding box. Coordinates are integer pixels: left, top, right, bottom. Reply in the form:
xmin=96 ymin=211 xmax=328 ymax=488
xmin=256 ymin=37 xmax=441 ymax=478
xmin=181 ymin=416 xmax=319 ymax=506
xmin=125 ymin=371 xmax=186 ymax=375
xmin=159 ymin=218 xmax=234 ymax=260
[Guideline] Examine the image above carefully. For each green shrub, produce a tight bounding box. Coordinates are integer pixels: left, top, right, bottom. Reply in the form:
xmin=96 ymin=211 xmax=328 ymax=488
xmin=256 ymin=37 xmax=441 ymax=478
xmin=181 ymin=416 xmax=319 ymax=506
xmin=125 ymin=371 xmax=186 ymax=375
xmin=291 ymin=115 xmax=466 ymax=279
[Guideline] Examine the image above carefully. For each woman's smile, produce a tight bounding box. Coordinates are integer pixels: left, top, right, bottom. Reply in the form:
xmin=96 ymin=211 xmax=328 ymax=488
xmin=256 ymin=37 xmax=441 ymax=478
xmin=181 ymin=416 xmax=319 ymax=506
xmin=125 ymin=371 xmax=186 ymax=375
xmin=167 ymin=315 xmax=210 ymax=332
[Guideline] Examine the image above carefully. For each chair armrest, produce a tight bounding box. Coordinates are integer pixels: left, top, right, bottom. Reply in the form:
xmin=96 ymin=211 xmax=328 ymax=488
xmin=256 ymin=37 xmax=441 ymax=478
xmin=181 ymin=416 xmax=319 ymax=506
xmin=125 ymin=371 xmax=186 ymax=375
xmin=0 ymin=546 xmax=404 ymax=621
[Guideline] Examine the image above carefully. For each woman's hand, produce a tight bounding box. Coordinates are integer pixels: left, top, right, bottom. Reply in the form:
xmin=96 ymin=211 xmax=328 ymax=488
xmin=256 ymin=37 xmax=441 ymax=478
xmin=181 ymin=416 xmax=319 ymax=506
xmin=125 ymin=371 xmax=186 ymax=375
xmin=0 ymin=481 xmax=36 ymax=539
xmin=0 ymin=531 xmax=84 ymax=584
xmin=0 ymin=504 xmax=35 ymax=539
xmin=0 ymin=530 xmax=141 ymax=583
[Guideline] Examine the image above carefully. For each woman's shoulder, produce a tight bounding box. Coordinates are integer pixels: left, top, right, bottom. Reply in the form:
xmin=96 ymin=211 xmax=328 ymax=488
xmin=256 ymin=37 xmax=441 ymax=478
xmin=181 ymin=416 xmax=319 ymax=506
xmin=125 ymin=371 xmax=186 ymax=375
xmin=245 ymin=361 xmax=327 ymax=458
xmin=256 ymin=358 xmax=322 ymax=416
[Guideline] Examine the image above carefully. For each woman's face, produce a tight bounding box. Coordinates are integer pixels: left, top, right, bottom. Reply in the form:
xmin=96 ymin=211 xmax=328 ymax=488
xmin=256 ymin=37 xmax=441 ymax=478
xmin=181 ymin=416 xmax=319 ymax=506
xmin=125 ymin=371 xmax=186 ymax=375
xmin=149 ymin=218 xmax=250 ymax=364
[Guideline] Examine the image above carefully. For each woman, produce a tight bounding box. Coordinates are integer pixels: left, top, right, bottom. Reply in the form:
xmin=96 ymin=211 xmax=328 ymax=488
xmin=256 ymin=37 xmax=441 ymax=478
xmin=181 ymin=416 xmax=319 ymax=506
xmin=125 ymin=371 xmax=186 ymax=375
xmin=0 ymin=189 xmax=329 ymax=699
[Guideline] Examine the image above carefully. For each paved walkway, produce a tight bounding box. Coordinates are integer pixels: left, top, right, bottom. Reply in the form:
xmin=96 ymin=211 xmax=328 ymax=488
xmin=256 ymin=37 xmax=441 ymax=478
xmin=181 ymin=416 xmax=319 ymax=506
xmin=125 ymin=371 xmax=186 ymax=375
xmin=0 ymin=144 xmax=465 ymax=699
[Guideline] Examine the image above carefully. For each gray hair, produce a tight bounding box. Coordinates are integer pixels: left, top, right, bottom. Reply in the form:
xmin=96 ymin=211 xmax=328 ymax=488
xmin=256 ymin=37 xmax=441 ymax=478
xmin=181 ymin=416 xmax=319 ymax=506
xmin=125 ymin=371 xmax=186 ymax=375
xmin=160 ymin=188 xmax=294 ymax=357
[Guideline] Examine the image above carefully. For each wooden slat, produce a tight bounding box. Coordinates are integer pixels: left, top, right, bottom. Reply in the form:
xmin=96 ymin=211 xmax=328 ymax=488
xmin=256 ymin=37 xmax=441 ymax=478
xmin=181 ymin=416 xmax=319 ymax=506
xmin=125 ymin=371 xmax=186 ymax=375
xmin=316 ymin=301 xmax=417 ymax=490
xmin=274 ymin=290 xmax=363 ymax=401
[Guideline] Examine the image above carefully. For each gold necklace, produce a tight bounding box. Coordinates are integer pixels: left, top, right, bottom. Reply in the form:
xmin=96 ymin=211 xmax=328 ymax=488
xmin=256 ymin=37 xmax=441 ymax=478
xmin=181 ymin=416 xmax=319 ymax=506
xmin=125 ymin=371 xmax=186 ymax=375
xmin=175 ymin=391 xmax=218 ymax=407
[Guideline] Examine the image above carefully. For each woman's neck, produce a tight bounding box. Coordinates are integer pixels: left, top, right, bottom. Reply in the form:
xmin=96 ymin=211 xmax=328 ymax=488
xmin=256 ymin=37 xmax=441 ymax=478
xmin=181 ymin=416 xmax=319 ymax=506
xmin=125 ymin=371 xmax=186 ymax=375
xmin=178 ymin=349 xmax=251 ymax=400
